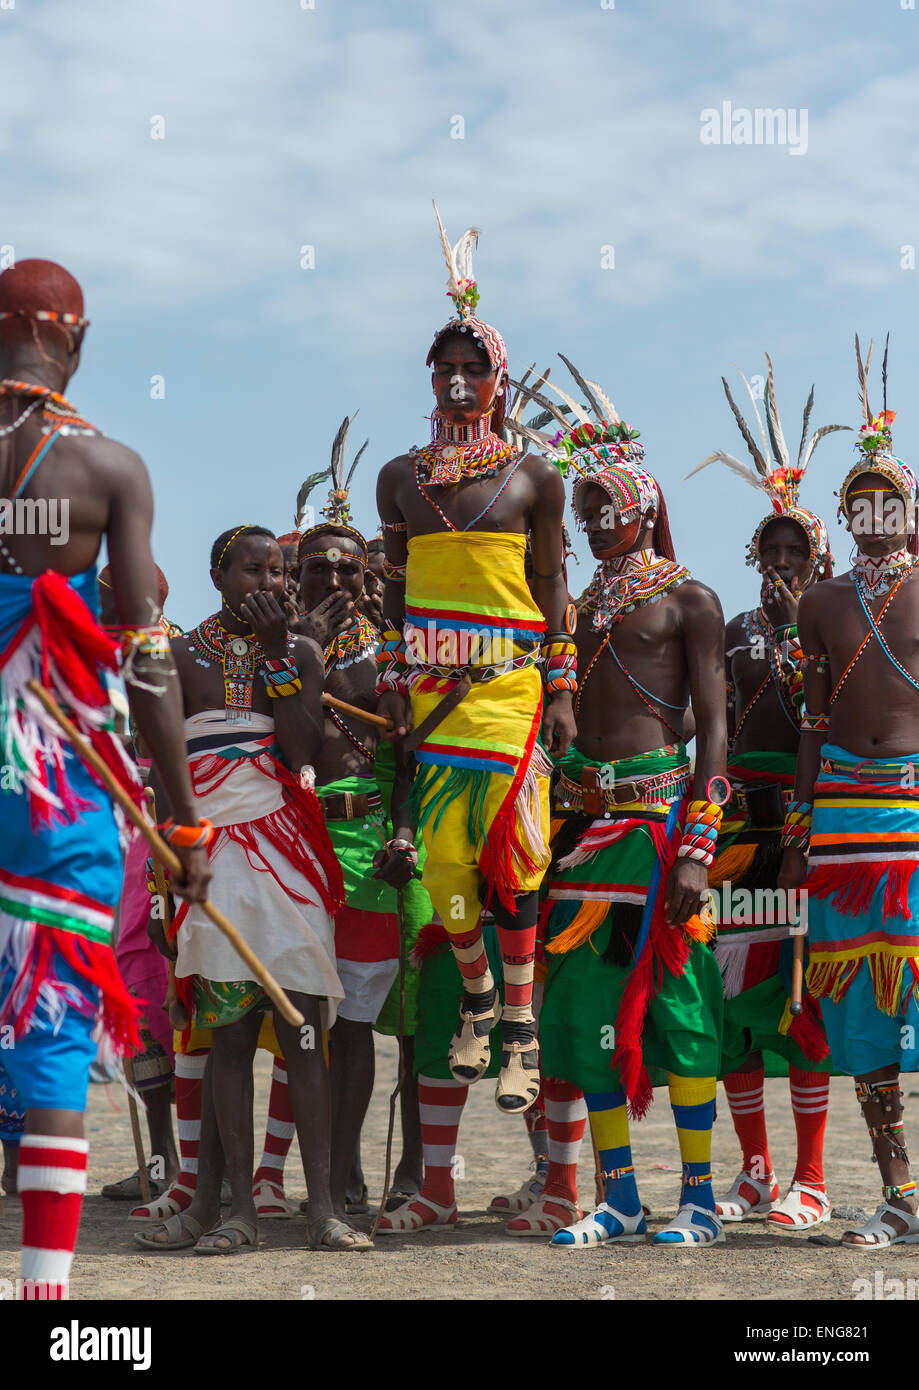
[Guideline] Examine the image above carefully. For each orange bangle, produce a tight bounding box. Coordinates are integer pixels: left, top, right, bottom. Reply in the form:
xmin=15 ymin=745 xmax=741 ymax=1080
xmin=159 ymin=818 xmax=214 ymax=849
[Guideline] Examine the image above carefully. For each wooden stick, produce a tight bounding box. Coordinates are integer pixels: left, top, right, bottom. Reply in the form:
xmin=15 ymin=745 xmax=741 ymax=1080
xmin=789 ymin=928 xmax=805 ymax=1016
xmin=122 ymin=1057 xmax=151 ymax=1204
xmin=26 ymin=680 xmax=304 ymax=1028
xmin=370 ymin=886 xmax=407 ymax=1243
xmin=321 ymin=691 xmax=393 ymax=732
xmin=144 ymin=789 xmax=189 ymax=1031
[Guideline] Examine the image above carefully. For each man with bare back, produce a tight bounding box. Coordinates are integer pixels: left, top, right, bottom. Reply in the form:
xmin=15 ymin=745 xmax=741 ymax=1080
xmin=0 ymin=258 xmax=209 ymax=1299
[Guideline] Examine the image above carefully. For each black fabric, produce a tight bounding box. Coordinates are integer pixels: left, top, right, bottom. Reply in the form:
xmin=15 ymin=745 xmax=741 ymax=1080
xmin=600 ymin=902 xmax=646 ymax=969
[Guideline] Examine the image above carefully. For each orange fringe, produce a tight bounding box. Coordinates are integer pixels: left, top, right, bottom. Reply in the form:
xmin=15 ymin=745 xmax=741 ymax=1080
xmin=544 ymin=900 xmax=610 ymax=955
xmin=682 ymin=910 xmax=716 ymax=946
xmin=708 ymin=841 xmax=757 ymax=889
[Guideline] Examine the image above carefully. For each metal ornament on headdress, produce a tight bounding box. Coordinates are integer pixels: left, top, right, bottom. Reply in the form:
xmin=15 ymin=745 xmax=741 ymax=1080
xmin=839 ymin=333 xmax=917 ymax=516
xmin=426 ymin=201 xmax=508 ymax=379
xmin=686 ymin=354 xmax=849 ymax=571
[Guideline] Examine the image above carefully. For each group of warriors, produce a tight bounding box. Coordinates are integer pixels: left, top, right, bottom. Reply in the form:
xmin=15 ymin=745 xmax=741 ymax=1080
xmin=3 ymin=207 xmax=919 ymax=1299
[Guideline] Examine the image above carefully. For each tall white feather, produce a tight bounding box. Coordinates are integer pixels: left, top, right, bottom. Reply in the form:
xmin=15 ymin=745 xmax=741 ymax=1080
xmin=452 ymin=228 xmax=479 ymax=284
xmin=685 ymin=451 xmax=768 ymax=491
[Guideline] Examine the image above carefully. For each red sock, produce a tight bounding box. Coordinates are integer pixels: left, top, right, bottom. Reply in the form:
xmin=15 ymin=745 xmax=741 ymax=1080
xmin=254 ymin=1059 xmax=295 ymax=1188
xmin=449 ymin=924 xmax=492 ymax=993
xmin=18 ymin=1135 xmax=88 ymax=1300
xmin=494 ymin=921 xmax=537 ymax=1026
xmin=542 ymin=1076 xmax=587 ymax=1204
xmin=418 ymin=1074 xmax=468 ymax=1208
xmin=723 ymin=1068 xmax=773 ymax=1182
xmin=789 ymin=1066 xmax=829 ymax=1192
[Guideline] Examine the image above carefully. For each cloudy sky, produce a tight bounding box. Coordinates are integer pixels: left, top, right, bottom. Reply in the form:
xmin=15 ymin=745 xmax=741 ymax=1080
xmin=2 ymin=0 xmax=917 ymax=625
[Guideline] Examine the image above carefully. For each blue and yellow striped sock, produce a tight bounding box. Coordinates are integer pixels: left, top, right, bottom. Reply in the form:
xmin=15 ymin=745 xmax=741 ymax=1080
xmin=585 ymin=1090 xmax=642 ymax=1224
xmin=669 ymin=1073 xmax=717 ymax=1213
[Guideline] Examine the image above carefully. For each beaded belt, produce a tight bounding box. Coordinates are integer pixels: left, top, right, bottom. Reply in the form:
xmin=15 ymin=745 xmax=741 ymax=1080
xmin=317 ymin=789 xmax=382 ymax=821
xmin=556 ymin=763 xmax=691 ymax=814
xmin=409 ymin=647 xmax=540 ymax=683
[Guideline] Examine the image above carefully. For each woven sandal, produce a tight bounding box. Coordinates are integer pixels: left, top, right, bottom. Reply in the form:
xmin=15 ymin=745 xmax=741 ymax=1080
xmin=766 ymin=1182 xmax=830 ymax=1233
xmin=376 ymin=1195 xmax=458 ymax=1234
xmin=495 ymin=1037 xmax=541 ymax=1115
xmin=448 ymin=990 xmax=500 ymax=1084
xmin=129 ymin=1182 xmax=196 ymax=1223
xmin=552 ymin=1201 xmax=647 ymax=1247
xmin=488 ymin=1172 xmax=544 ymax=1215
xmin=715 ymin=1169 xmax=779 ymax=1222
xmin=506 ymin=1194 xmax=582 ymax=1237
xmin=652 ymin=1203 xmax=724 ymax=1246
xmin=840 ymin=1202 xmax=919 ymax=1250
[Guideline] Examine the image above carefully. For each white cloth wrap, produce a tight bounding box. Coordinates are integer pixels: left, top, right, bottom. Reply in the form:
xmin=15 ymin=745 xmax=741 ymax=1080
xmin=174 ymin=712 xmax=344 ymax=1028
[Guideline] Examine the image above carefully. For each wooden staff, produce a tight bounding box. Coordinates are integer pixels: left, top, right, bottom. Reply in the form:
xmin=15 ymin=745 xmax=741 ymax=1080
xmin=144 ymin=789 xmax=189 ymax=1030
xmin=789 ymin=928 xmax=805 ymax=1016
xmin=26 ymin=680 xmax=305 ymax=1028
xmin=122 ymin=1057 xmax=151 ymax=1204
xmin=321 ymin=691 xmax=393 ymax=732
xmin=370 ymin=885 xmax=407 ymax=1243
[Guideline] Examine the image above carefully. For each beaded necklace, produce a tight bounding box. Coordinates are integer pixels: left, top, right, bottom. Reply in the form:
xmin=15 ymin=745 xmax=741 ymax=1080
xmin=580 ymin=549 xmax=690 ymax=633
xmin=740 ymin=608 xmax=800 ymax=733
xmin=323 ymin=612 xmax=379 ymax=676
xmin=326 ymin=705 xmax=375 ymax=763
xmin=830 ymin=572 xmax=909 ymax=705
xmin=411 ymin=411 xmax=518 ymax=485
xmin=850 ymin=546 xmax=917 ymax=598
xmin=853 ymin=572 xmax=919 ymax=694
xmin=0 ymin=379 xmax=97 ymax=433
xmin=414 ymin=454 xmax=522 ymax=532
xmin=191 ymin=613 xmax=292 ymax=723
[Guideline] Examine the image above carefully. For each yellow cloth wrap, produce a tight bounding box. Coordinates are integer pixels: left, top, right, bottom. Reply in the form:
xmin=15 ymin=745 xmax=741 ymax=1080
xmin=175 ymin=1017 xmax=331 ymax=1064
xmin=404 ymin=531 xmax=550 ymax=919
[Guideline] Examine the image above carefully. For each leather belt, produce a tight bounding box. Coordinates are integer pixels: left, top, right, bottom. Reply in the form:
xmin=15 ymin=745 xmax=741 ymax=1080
xmin=556 ymin=764 xmax=691 ymax=815
xmin=317 ymin=789 xmax=382 ymax=821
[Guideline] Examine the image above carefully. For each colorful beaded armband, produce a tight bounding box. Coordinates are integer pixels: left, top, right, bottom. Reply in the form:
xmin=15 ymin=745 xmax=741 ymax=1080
xmin=884 ymin=1180 xmax=916 ymax=1201
xmin=375 ymin=627 xmax=410 ymax=698
xmin=262 ymin=656 xmax=302 ymax=698
xmin=382 ymin=559 xmax=407 ymax=583
xmin=541 ymin=635 xmax=578 ymax=694
xmin=781 ymin=801 xmax=813 ymax=850
xmin=676 ymin=799 xmax=723 ymax=867
xmin=159 ymin=818 xmax=214 ymax=850
xmin=800 ymin=710 xmax=829 ymax=733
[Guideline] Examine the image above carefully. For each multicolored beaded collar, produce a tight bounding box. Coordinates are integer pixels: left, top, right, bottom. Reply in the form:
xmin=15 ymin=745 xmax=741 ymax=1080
xmin=580 ymin=549 xmax=690 ymax=632
xmin=746 ymin=504 xmax=832 ymax=573
xmin=411 ymin=411 xmax=518 ymax=485
xmin=324 ymin=613 xmax=379 ymax=676
xmin=191 ymin=614 xmax=293 ymax=723
xmin=0 ymin=378 xmax=98 ymax=434
xmin=850 ymin=546 xmax=918 ymax=598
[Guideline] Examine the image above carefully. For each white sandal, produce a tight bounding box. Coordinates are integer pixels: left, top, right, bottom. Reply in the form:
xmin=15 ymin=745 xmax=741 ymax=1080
xmin=551 ymin=1202 xmax=647 ymax=1247
xmin=766 ymin=1182 xmax=831 ymax=1233
xmin=487 ymin=1172 xmax=544 ymax=1215
xmin=253 ymin=1178 xmax=300 ymax=1219
xmin=376 ymin=1195 xmax=458 ymax=1234
xmin=506 ymin=1194 xmax=582 ymax=1237
xmin=840 ymin=1201 xmax=919 ymax=1250
xmin=448 ymin=994 xmax=501 ymax=1084
xmin=129 ymin=1182 xmax=196 ymax=1222
xmin=715 ymin=1170 xmax=778 ymax=1222
xmin=495 ymin=1037 xmax=541 ymax=1115
xmin=653 ymin=1203 xmax=724 ymax=1246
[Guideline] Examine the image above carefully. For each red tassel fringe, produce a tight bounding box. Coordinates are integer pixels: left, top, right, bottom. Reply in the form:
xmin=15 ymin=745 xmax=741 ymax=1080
xmin=805 ymin=859 xmax=918 ymax=920
xmin=478 ymin=701 xmax=543 ymax=915
xmin=788 ymin=992 xmax=830 ymax=1063
xmin=8 ymin=928 xmax=143 ymax=1058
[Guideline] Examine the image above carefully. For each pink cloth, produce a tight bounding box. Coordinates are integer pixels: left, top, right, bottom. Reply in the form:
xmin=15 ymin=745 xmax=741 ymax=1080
xmin=116 ymin=828 xmax=174 ymax=1067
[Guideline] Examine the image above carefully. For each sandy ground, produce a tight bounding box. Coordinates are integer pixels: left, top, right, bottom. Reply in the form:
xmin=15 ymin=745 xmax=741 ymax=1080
xmin=2 ymin=1040 xmax=918 ymax=1302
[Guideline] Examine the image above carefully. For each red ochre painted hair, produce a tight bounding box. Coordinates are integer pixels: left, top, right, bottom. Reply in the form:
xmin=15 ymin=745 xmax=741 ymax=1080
xmin=0 ymin=259 xmax=85 ymax=346
xmin=99 ymin=563 xmax=169 ymax=609
xmin=652 ymin=484 xmax=677 ymax=562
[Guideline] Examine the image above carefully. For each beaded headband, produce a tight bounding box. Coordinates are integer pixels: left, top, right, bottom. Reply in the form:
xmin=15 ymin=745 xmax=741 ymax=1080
xmin=214 ymin=524 xmax=261 ymax=571
xmin=838 ymin=333 xmax=916 ymax=517
xmin=687 ymin=354 xmax=847 ymax=572
xmin=0 ymin=309 xmax=90 ymax=328
xmin=572 ymin=461 xmax=658 ymax=525
xmin=297 ymin=525 xmax=368 ymax=566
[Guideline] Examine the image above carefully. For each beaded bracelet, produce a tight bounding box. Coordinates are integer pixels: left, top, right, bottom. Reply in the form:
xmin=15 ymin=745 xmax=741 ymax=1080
xmin=262 ymin=656 xmax=302 ymax=698
xmin=382 ymin=559 xmax=407 ymax=583
xmin=159 ymin=818 xmax=214 ymax=849
xmin=676 ymin=799 xmax=723 ymax=867
xmin=800 ymin=710 xmax=829 ymax=733
xmin=375 ymin=627 xmax=410 ymax=698
xmin=781 ymin=800 xmax=813 ymax=850
xmin=542 ymin=636 xmax=578 ymax=694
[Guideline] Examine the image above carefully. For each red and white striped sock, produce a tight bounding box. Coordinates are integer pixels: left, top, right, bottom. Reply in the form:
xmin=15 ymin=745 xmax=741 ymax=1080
xmin=722 ymin=1067 xmax=776 ymax=1192
xmin=525 ymin=1085 xmax=549 ymax=1174
xmin=18 ymin=1134 xmax=89 ymax=1300
xmin=542 ymin=1077 xmax=587 ymax=1203
xmin=448 ymin=924 xmax=495 ymax=997
xmin=173 ymin=1050 xmax=207 ymax=1200
xmin=253 ymin=1060 xmax=295 ymax=1189
xmin=788 ymin=1066 xmax=829 ymax=1201
xmin=417 ymin=1074 xmax=468 ymax=1210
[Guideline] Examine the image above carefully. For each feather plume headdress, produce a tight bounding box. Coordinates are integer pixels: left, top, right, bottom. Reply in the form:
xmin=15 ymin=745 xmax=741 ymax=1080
xmin=506 ymin=364 xmax=577 ymax=562
xmin=839 ymin=333 xmax=917 ymax=515
xmin=687 ymin=355 xmax=849 ymax=571
xmin=296 ymin=413 xmax=369 ymax=560
xmin=426 ymin=201 xmax=508 ymax=377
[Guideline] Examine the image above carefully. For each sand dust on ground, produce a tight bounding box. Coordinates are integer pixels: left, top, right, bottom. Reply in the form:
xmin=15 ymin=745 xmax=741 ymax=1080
xmin=2 ymin=1040 xmax=916 ymax=1301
